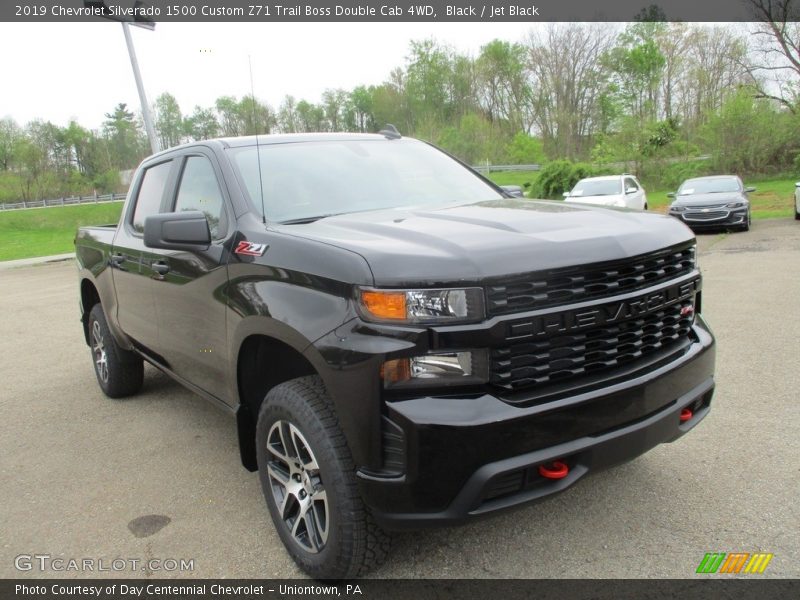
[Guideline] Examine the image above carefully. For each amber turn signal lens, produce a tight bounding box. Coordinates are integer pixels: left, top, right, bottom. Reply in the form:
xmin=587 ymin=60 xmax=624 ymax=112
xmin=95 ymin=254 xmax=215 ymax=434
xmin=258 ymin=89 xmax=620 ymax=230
xmin=360 ymin=290 xmax=407 ymax=320
xmin=380 ymin=358 xmax=412 ymax=383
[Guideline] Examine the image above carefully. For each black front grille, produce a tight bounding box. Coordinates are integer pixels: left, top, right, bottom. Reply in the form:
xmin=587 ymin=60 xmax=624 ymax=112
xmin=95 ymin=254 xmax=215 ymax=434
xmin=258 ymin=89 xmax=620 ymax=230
xmin=684 ymin=210 xmax=728 ymax=221
xmin=490 ymin=298 xmax=695 ymax=393
xmin=486 ymin=244 xmax=696 ymax=316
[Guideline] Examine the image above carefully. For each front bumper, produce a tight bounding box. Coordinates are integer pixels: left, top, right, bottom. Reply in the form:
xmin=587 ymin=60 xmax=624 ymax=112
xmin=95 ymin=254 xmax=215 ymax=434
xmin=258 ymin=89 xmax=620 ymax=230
xmin=358 ymin=316 xmax=715 ymax=529
xmin=671 ymin=208 xmax=748 ymax=230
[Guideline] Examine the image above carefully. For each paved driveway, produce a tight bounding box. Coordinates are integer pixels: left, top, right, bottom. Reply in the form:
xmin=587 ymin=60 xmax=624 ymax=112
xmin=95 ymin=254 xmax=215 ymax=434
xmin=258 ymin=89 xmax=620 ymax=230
xmin=1 ymin=219 xmax=798 ymax=578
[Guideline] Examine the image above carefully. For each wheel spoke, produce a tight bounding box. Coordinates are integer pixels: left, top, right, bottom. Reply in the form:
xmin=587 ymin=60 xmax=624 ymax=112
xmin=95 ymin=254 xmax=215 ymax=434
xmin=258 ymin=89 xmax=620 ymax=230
xmin=267 ymin=462 xmax=290 ymax=485
xmin=279 ymin=489 xmax=299 ymax=521
xmin=302 ymin=507 xmax=322 ymax=552
xmin=289 ymin=426 xmax=306 ymax=463
xmin=267 ymin=425 xmax=290 ymax=464
xmin=311 ymin=492 xmax=329 ymax=546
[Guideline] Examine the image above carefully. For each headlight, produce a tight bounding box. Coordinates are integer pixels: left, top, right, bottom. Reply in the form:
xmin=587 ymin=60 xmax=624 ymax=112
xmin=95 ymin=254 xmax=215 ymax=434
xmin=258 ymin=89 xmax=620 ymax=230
xmin=381 ymin=350 xmax=489 ymax=389
xmin=669 ymin=205 xmax=685 ymax=212
xmin=357 ymin=287 xmax=485 ymax=324
xmin=726 ymin=201 xmax=745 ymax=209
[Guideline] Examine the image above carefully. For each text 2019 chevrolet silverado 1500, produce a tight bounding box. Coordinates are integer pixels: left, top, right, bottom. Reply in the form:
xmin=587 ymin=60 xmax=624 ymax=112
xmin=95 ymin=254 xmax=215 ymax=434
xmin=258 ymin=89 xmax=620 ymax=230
xmin=75 ymin=133 xmax=715 ymax=579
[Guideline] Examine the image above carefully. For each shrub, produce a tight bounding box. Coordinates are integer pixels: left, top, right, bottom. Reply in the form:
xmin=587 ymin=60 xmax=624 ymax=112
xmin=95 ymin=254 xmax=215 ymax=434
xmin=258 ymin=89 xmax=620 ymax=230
xmin=532 ymin=160 xmax=600 ymax=199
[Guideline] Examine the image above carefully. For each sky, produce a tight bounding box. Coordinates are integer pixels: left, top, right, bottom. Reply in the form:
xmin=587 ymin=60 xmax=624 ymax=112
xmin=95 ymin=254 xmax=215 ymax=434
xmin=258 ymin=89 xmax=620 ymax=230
xmin=0 ymin=22 xmax=540 ymax=130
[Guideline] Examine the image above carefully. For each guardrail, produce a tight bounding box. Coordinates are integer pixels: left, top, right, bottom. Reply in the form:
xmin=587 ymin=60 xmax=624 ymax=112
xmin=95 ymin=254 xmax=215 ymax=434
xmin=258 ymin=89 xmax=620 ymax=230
xmin=0 ymin=193 xmax=125 ymax=211
xmin=471 ymin=164 xmax=540 ymax=173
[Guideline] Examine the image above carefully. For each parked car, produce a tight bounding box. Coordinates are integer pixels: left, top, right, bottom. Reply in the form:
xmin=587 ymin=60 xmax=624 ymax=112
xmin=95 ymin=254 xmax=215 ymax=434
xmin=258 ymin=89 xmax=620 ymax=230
xmin=75 ymin=133 xmax=715 ymax=579
xmin=668 ymin=175 xmax=754 ymax=231
xmin=795 ymin=181 xmax=799 ymax=220
xmin=563 ymin=174 xmax=648 ymax=210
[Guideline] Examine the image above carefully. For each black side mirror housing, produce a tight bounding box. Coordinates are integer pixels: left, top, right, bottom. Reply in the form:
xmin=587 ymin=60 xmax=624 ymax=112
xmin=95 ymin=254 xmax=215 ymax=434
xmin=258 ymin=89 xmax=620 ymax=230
xmin=144 ymin=211 xmax=211 ymax=251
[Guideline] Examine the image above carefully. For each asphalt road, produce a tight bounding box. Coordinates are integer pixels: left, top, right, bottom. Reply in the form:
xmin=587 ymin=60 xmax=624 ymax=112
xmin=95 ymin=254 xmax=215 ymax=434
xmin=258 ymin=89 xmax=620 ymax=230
xmin=1 ymin=219 xmax=798 ymax=579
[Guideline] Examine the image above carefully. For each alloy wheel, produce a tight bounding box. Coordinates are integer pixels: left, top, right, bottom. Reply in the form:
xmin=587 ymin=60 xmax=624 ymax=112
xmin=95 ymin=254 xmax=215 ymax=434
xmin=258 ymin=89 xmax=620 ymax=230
xmin=91 ymin=320 xmax=109 ymax=383
xmin=266 ymin=420 xmax=329 ymax=553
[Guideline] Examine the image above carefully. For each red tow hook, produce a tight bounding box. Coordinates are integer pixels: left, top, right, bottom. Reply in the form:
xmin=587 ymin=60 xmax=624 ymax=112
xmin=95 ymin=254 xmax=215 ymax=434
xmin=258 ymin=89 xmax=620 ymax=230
xmin=538 ymin=461 xmax=569 ymax=480
xmin=680 ymin=408 xmax=693 ymax=423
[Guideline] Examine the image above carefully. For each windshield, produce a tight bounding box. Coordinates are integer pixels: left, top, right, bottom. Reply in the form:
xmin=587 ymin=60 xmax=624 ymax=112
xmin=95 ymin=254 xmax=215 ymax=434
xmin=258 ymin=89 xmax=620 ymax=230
xmin=678 ymin=178 xmax=740 ymax=195
xmin=229 ymin=139 xmax=503 ymax=223
xmin=569 ymin=179 xmax=621 ymax=197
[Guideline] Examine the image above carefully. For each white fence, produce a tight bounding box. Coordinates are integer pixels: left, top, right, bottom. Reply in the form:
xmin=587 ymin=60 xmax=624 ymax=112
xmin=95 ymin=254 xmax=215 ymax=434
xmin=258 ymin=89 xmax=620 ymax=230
xmin=0 ymin=193 xmax=125 ymax=211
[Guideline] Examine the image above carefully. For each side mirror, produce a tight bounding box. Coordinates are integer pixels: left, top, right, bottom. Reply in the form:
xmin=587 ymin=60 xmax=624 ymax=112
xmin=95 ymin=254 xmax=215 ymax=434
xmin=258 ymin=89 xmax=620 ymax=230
xmin=795 ymin=182 xmax=800 ymax=188
xmin=666 ymin=192 xmax=676 ymax=198
xmin=625 ymin=187 xmax=637 ymax=195
xmin=500 ymin=185 xmax=524 ymax=198
xmin=562 ymin=191 xmax=571 ymax=198
xmin=744 ymin=186 xmax=756 ymax=193
xmin=144 ymin=211 xmax=211 ymax=251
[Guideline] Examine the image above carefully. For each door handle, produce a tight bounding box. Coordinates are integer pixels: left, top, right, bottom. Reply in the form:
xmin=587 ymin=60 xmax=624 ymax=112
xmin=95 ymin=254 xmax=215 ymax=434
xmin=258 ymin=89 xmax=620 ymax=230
xmin=152 ymin=261 xmax=170 ymax=276
xmin=110 ymin=253 xmax=127 ymax=271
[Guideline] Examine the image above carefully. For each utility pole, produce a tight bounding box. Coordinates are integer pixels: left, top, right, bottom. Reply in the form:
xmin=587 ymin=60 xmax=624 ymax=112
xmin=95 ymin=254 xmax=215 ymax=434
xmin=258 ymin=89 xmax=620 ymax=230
xmin=85 ymin=1 xmax=159 ymax=153
xmin=121 ymin=21 xmax=159 ymax=153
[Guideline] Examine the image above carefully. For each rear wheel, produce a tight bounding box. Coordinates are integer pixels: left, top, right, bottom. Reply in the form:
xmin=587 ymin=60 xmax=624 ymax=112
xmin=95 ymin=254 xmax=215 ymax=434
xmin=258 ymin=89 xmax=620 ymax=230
xmin=256 ymin=376 xmax=391 ymax=579
xmin=88 ymin=304 xmax=143 ymax=398
xmin=794 ymin=201 xmax=800 ymax=220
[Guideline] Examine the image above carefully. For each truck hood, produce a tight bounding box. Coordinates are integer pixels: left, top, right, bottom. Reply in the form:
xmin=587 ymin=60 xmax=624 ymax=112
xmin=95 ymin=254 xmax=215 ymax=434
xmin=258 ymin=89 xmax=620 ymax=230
xmin=276 ymin=199 xmax=694 ymax=286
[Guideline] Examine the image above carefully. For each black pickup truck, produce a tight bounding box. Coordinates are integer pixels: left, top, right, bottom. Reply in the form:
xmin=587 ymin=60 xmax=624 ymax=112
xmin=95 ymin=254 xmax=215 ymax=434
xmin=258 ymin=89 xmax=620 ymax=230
xmin=75 ymin=132 xmax=715 ymax=579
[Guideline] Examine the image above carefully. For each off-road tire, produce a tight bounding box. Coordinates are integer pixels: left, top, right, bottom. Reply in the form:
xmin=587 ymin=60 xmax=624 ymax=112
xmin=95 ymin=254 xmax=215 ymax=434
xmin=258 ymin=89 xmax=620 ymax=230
xmin=87 ymin=304 xmax=144 ymax=398
xmin=256 ymin=376 xmax=391 ymax=579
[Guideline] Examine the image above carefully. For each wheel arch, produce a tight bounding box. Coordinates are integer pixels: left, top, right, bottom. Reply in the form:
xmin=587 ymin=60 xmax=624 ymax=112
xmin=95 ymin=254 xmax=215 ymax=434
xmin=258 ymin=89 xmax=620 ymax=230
xmin=80 ymin=278 xmax=101 ymax=345
xmin=234 ymin=329 xmax=321 ymax=472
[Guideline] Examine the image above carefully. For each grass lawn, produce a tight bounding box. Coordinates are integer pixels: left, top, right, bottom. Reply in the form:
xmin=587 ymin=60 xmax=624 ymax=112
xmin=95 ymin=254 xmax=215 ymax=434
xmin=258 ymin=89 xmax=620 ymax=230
xmin=483 ymin=170 xmax=540 ymax=191
xmin=0 ymin=202 xmax=123 ymax=261
xmin=487 ymin=172 xmax=798 ymax=220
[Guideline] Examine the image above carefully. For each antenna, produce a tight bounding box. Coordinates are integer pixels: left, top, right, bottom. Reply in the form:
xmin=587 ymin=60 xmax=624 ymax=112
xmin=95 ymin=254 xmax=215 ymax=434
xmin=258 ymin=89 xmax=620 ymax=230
xmin=248 ymin=55 xmax=267 ymax=225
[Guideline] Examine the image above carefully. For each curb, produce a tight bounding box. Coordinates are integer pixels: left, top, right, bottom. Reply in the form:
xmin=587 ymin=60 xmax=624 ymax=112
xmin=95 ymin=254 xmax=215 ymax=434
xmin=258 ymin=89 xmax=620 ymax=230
xmin=0 ymin=253 xmax=75 ymax=271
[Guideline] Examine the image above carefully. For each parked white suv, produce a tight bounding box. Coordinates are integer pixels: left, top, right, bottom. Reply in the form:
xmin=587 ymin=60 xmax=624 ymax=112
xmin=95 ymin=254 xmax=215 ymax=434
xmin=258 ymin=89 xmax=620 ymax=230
xmin=564 ymin=175 xmax=648 ymax=210
xmin=795 ymin=181 xmax=799 ymax=220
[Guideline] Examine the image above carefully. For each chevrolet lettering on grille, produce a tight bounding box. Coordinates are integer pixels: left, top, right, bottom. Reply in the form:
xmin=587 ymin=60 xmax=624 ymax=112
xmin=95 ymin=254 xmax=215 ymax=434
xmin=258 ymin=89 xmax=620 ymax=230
xmin=508 ymin=279 xmax=697 ymax=340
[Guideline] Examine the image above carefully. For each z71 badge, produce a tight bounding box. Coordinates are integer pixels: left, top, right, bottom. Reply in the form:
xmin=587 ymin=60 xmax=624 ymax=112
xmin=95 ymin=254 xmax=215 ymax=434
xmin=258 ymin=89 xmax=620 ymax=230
xmin=234 ymin=241 xmax=268 ymax=256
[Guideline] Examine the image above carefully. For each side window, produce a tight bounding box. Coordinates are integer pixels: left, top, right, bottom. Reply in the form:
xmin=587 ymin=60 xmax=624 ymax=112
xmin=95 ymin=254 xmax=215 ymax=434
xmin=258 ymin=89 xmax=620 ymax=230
xmin=174 ymin=156 xmax=226 ymax=239
xmin=625 ymin=177 xmax=639 ymax=192
xmin=132 ymin=161 xmax=172 ymax=233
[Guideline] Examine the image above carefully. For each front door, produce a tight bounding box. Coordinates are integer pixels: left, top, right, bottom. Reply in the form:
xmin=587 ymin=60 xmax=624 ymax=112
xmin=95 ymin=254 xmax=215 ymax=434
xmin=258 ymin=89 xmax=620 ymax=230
xmin=149 ymin=151 xmax=233 ymax=402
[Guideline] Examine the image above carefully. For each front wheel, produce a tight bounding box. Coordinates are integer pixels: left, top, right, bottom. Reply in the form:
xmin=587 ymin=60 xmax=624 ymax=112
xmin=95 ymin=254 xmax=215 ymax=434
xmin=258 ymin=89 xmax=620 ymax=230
xmin=87 ymin=304 xmax=143 ymax=398
xmin=256 ymin=376 xmax=391 ymax=579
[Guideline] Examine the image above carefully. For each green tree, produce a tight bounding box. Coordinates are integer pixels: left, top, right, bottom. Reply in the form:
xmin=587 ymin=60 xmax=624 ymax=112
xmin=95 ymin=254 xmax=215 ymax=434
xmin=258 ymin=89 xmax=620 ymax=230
xmin=102 ymin=103 xmax=147 ymax=169
xmin=476 ymin=40 xmax=531 ymax=132
xmin=153 ymin=92 xmax=184 ymax=149
xmin=349 ymin=86 xmax=374 ymax=132
xmin=0 ymin=118 xmax=22 ymax=171
xmin=184 ymin=106 xmax=220 ymax=140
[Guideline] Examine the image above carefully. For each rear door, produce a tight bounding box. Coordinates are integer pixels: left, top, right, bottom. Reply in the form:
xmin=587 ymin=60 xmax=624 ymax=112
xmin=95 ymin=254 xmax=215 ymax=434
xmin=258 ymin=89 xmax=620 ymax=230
xmin=111 ymin=159 xmax=176 ymax=353
xmin=149 ymin=149 xmax=233 ymax=401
